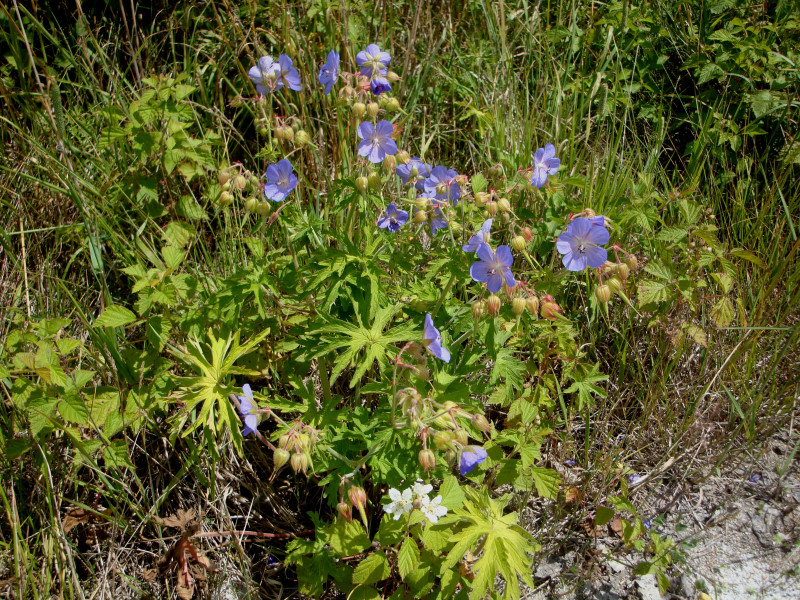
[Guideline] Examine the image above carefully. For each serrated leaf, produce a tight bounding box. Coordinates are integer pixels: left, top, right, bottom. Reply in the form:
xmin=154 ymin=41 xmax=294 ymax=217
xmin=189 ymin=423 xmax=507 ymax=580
xmin=162 ymin=245 xmax=185 ymax=269
xmin=163 ymin=221 xmax=196 ymax=248
xmin=103 ymin=439 xmax=135 ymax=469
xmin=638 ymin=280 xmax=670 ymax=307
xmin=711 ymin=297 xmax=734 ymax=328
xmin=644 ymin=261 xmax=672 ymax=280
xmin=327 ymin=519 xmax=371 ymax=556
xmin=655 ymin=226 xmax=689 ymax=244
xmin=95 ymin=305 xmax=137 ymax=328
xmin=471 ymin=172 xmax=488 ymax=194
xmin=685 ymin=324 xmax=707 ymax=347
xmin=711 ymin=272 xmax=734 ymax=294
xmin=397 ymin=537 xmax=420 ymax=580
xmin=349 ymin=586 xmax=381 ymax=600
xmin=595 ymin=506 xmax=615 ymax=526
xmin=59 ymin=392 xmax=89 ymax=424
xmin=531 ymin=466 xmax=560 ymax=499
xmin=438 ymin=475 xmax=465 ymax=510
xmin=177 ymin=195 xmax=207 ymax=220
xmin=420 ymin=521 xmax=452 ymax=551
xmin=352 ymin=552 xmax=390 ymax=586
xmin=146 ymin=315 xmax=171 ymax=352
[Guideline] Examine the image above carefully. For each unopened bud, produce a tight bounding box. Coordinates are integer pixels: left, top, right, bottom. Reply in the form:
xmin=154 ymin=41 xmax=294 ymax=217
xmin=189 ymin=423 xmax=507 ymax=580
xmin=454 ymin=429 xmax=469 ymax=446
xmin=294 ymin=433 xmax=310 ymax=452
xmin=474 ymin=192 xmax=489 ymax=207
xmin=486 ymin=200 xmax=498 ymax=217
xmin=256 ymin=201 xmax=271 ymax=216
xmin=497 ymin=198 xmax=511 ymax=213
xmin=367 ymin=102 xmax=380 ymax=117
xmin=419 ymin=449 xmax=436 ymax=470
xmin=584 ymin=207 xmax=597 ymax=217
xmin=290 ymin=452 xmax=308 ymax=474
xmin=410 ymin=365 xmax=430 ymax=380
xmin=511 ymin=235 xmax=527 ymax=252
xmin=273 ymin=448 xmax=290 ymax=470
xmin=396 ymin=150 xmax=411 ymax=164
xmin=541 ymin=300 xmax=563 ymax=321
xmin=473 ymin=414 xmax=492 ymax=433
xmin=341 ymin=85 xmax=356 ymax=99
xmin=244 ymin=197 xmax=258 ymax=213
xmin=520 ymin=227 xmax=533 ymax=242
xmin=416 ymin=197 xmax=430 ymax=210
xmin=233 ymin=174 xmax=248 ymax=191
xmin=282 ymin=126 xmax=295 ymax=142
xmin=218 ymin=171 xmax=230 ymax=185
xmin=386 ymin=97 xmax=401 ymax=112
xmin=595 ymin=284 xmax=611 ymax=304
xmin=472 ymin=300 xmax=486 ymax=320
xmin=355 ymin=176 xmax=369 ymax=192
xmin=433 ymin=430 xmax=453 ymax=450
xmin=295 ymin=130 xmax=312 ymax=146
xmin=512 ymin=297 xmax=526 ymax=316
xmin=414 ymin=210 xmax=428 ymax=223
xmin=382 ymin=155 xmax=396 ymax=172
xmin=337 ymin=501 xmax=353 ymax=521
xmin=526 ymin=296 xmax=540 ymax=316
xmin=625 ymin=254 xmax=638 ymax=272
xmin=219 ymin=191 xmax=234 ymax=206
xmin=222 ymin=181 xmax=231 ymax=191
xmin=348 ymin=486 xmax=367 ymax=511
xmin=606 ymin=277 xmax=623 ymax=294
xmin=616 ymin=263 xmax=630 ymax=281
xmin=368 ymin=171 xmax=382 ymax=190
xmin=486 ymin=294 xmax=501 ymax=315
xmin=258 ymin=126 xmax=268 ymax=137
xmin=352 ymin=102 xmax=367 ymax=118
xmin=386 ymin=71 xmax=400 ymax=83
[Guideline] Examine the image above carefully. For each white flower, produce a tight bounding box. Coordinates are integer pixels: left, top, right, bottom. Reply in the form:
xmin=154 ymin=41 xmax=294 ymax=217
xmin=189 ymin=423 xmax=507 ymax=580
xmin=383 ymin=488 xmax=413 ymax=520
xmin=420 ymin=495 xmax=448 ymax=524
xmin=411 ymin=480 xmax=433 ymax=500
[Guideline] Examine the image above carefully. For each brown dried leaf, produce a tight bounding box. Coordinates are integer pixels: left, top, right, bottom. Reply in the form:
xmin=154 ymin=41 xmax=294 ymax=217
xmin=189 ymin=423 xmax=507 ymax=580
xmin=565 ymin=487 xmax=583 ymax=504
xmin=153 ymin=508 xmax=196 ymax=529
xmin=63 ymin=508 xmax=90 ymax=533
xmin=610 ymin=516 xmax=624 ymax=537
xmin=195 ymin=552 xmax=218 ymax=574
xmin=142 ymin=568 xmax=158 ymax=582
xmin=581 ymin=517 xmax=602 ymax=538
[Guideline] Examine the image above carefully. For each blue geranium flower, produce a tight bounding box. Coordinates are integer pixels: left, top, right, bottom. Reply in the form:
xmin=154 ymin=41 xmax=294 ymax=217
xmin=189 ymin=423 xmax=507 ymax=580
xmin=462 ymin=219 xmax=493 ymax=253
xmin=237 ymin=384 xmax=259 ymax=437
xmin=357 ymin=120 xmax=397 ymax=163
xmin=370 ymin=76 xmax=392 ymax=95
xmin=396 ymin=158 xmax=431 ymax=191
xmin=318 ymin=50 xmax=339 ymax=95
xmin=556 ymin=217 xmax=609 ymax=271
xmin=422 ymin=313 xmax=450 ymax=363
xmin=460 ymin=446 xmax=488 ymax=475
xmin=377 ymin=203 xmax=408 ymax=233
xmin=277 ymin=54 xmax=302 ymax=91
xmin=470 ymin=243 xmax=516 ymax=293
xmin=356 ymin=43 xmax=391 ymax=78
xmin=531 ymin=143 xmax=560 ymax=188
xmin=263 ymin=159 xmax=298 ymax=202
xmin=424 ymin=166 xmax=460 ymax=206
xmin=248 ymin=56 xmax=281 ymax=95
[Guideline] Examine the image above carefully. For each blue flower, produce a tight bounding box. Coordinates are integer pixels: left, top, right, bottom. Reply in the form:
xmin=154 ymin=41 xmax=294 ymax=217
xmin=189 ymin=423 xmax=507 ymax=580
xmin=462 ymin=219 xmax=493 ymax=253
xmin=423 ymin=313 xmax=450 ymax=363
xmin=428 ymin=203 xmax=448 ymax=236
xmin=318 ymin=50 xmax=339 ymax=95
xmin=470 ymin=243 xmax=515 ymax=293
xmin=588 ymin=215 xmax=607 ymax=227
xmin=248 ymin=56 xmax=281 ymax=95
xmin=277 ymin=54 xmax=302 ymax=91
xmin=459 ymin=446 xmax=488 ymax=475
xmin=377 ymin=203 xmax=408 ymax=233
xmin=424 ymin=166 xmax=460 ymax=206
xmin=396 ymin=158 xmax=431 ymax=190
xmin=357 ymin=120 xmax=397 ymax=163
xmin=237 ymin=384 xmax=259 ymax=437
xmin=263 ymin=159 xmax=298 ymax=202
xmin=356 ymin=43 xmax=391 ymax=78
xmin=370 ymin=76 xmax=392 ymax=95
xmin=531 ymin=143 xmax=561 ymax=188
xmin=556 ymin=217 xmax=609 ymax=271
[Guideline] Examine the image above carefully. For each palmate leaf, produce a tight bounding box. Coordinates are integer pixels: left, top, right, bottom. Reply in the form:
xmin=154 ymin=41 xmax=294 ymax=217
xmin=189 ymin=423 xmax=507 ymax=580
xmin=444 ymin=488 xmax=539 ymax=600
xmin=305 ymin=304 xmax=417 ymax=388
xmin=563 ymin=363 xmax=608 ymax=411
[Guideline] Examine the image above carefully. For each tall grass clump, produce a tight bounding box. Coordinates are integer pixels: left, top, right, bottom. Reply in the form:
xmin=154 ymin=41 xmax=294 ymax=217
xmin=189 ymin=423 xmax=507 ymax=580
xmin=1 ymin=1 xmax=798 ymax=598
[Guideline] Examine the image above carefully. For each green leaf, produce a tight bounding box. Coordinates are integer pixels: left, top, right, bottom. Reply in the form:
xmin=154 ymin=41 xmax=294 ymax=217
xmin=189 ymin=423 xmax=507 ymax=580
xmin=103 ymin=439 xmax=135 ymax=469
xmin=397 ymin=537 xmax=420 ymax=580
xmin=349 ymin=586 xmax=381 ymax=600
xmin=685 ymin=324 xmax=707 ymax=347
xmin=438 ymin=475 xmax=465 ymax=510
xmin=420 ymin=521 xmax=452 ymax=552
xmin=563 ymin=363 xmax=607 ymax=411
xmin=711 ymin=297 xmax=735 ymax=328
xmin=146 ymin=315 xmax=172 ymax=352
xmin=644 ymin=261 xmax=672 ymax=280
xmin=531 ymin=467 xmax=560 ymax=499
xmin=161 ymin=245 xmax=185 ymax=269
xmin=327 ymin=519 xmax=371 ymax=557
xmin=59 ymin=391 xmax=89 ymax=424
xmin=730 ymin=248 xmax=764 ymax=268
xmin=655 ymin=226 xmax=689 ymax=244
xmin=352 ymin=552 xmax=390 ymax=586
xmin=471 ymin=172 xmax=488 ymax=194
xmin=711 ymin=272 xmax=734 ymax=294
xmin=94 ymin=305 xmax=137 ymax=328
xmin=177 ymin=195 xmax=207 ymax=220
xmin=638 ymin=280 xmax=670 ymax=307
xmin=595 ymin=506 xmax=615 ymax=526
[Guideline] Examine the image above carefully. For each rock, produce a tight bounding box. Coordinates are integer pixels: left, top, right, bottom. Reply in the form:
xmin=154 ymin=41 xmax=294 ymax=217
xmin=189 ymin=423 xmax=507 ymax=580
xmin=636 ymin=574 xmax=662 ymax=600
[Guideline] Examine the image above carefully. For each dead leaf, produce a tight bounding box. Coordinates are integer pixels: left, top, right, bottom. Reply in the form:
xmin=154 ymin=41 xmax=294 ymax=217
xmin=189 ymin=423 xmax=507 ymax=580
xmin=153 ymin=508 xmax=196 ymax=529
xmin=565 ymin=487 xmax=583 ymax=504
xmin=581 ymin=517 xmax=602 ymax=538
xmin=63 ymin=508 xmax=90 ymax=533
xmin=610 ymin=516 xmax=623 ymax=537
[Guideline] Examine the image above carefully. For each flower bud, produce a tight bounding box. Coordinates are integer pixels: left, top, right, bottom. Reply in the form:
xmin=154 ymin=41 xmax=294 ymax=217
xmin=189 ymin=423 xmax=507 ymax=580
xmin=282 ymin=126 xmax=295 ymax=142
xmin=526 ymin=295 xmax=539 ymax=316
xmin=386 ymin=71 xmax=400 ymax=83
xmin=244 ymin=197 xmax=259 ymax=213
xmin=512 ymin=297 xmax=526 ymax=316
xmin=233 ymin=174 xmax=248 ymax=191
xmin=367 ymin=102 xmax=380 ymax=117
xmin=433 ymin=430 xmax=453 ymax=450
xmin=258 ymin=126 xmax=268 ymax=137
xmin=295 ymin=130 xmax=312 ymax=146
xmin=472 ymin=414 xmax=492 ymax=433
xmin=474 ymin=191 xmax=489 ymax=207
xmin=616 ymin=263 xmax=630 ymax=281
xmin=416 ymin=196 xmax=430 ymax=210
xmin=410 ymin=365 xmax=430 ymax=380
xmin=352 ymin=102 xmax=367 ymax=118
xmin=273 ymin=448 xmax=290 ymax=470
xmin=606 ymin=277 xmax=623 ymax=294
xmin=222 ymin=181 xmax=231 ymax=191
xmin=497 ymin=198 xmax=511 ymax=213
xmin=219 ymin=191 xmax=234 ymax=206
xmin=290 ymin=452 xmax=308 ymax=474
xmin=413 ymin=210 xmax=428 ymax=223
xmin=436 ymin=183 xmax=447 ymax=196
xmin=472 ymin=300 xmax=486 ymax=320
xmin=294 ymin=433 xmax=310 ymax=452
xmin=396 ymin=150 xmax=411 ymax=164
xmin=541 ymin=300 xmax=563 ymax=321
xmin=337 ymin=501 xmax=353 ymax=521
xmin=454 ymin=429 xmax=469 ymax=445
xmin=355 ymin=176 xmax=369 ymax=192
xmin=386 ymin=97 xmax=401 ymax=112
xmin=348 ymin=486 xmax=367 ymax=511
xmin=486 ymin=294 xmax=501 ymax=315
xmin=486 ymin=200 xmax=498 ymax=217
xmin=595 ymin=284 xmax=611 ymax=304
xmin=520 ymin=227 xmax=533 ymax=242
xmin=256 ymin=201 xmax=271 ymax=216
xmin=625 ymin=254 xmax=638 ymax=272
xmin=367 ymin=171 xmax=382 ymax=190
xmin=382 ymin=155 xmax=396 ymax=172
xmin=419 ymin=449 xmax=436 ymax=470
xmin=488 ymin=165 xmax=502 ymax=179
xmin=584 ymin=207 xmax=597 ymax=217
xmin=511 ymin=235 xmax=527 ymax=252
xmin=218 ymin=171 xmax=230 ymax=185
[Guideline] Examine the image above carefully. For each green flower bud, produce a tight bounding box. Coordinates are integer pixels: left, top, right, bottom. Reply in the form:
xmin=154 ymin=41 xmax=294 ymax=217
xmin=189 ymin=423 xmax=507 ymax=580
xmin=382 ymin=155 xmax=397 ymax=172
xmin=386 ymin=71 xmax=400 ymax=83
xmin=486 ymin=200 xmax=498 ymax=217
xmin=278 ymin=434 xmax=291 ymax=450
xmin=413 ymin=210 xmax=428 ymax=223
xmin=275 ymin=126 xmax=286 ymax=141
xmin=244 ymin=197 xmax=259 ymax=213
xmin=219 ymin=191 xmax=234 ymax=206
xmin=454 ymin=429 xmax=468 ymax=446
xmin=472 ymin=300 xmax=486 ymax=320
xmin=472 ymin=414 xmax=492 ymax=433
xmin=497 ymin=198 xmax=511 ymax=212
xmin=511 ymin=235 xmax=527 ymax=252
xmin=282 ymin=126 xmax=295 ymax=142
xmin=474 ymin=192 xmax=489 ymax=207
xmin=386 ymin=97 xmax=401 ymax=112
xmin=520 ymin=227 xmax=534 ymax=242
xmin=396 ymin=150 xmax=411 ymax=164
xmin=352 ymin=102 xmax=367 ymax=118
xmin=337 ymin=501 xmax=353 ymax=521
xmin=606 ymin=277 xmax=623 ymax=294
xmin=367 ymin=102 xmax=380 ymax=118
xmin=256 ymin=201 xmax=271 ymax=216
xmin=290 ymin=452 xmax=308 ymax=474
xmin=512 ymin=297 xmax=526 ymax=316
xmin=616 ymin=263 xmax=630 ymax=281
xmin=486 ymin=294 xmax=501 ymax=315
xmin=419 ymin=449 xmax=436 ymax=470
xmin=526 ymin=296 xmax=539 ymax=316
xmin=233 ymin=174 xmax=248 ymax=191
xmin=273 ymin=448 xmax=290 ymax=470
xmin=433 ymin=430 xmax=453 ymax=450
xmin=625 ymin=254 xmax=638 ymax=272
xmin=355 ymin=176 xmax=369 ymax=192
xmin=367 ymin=171 xmax=382 ymax=190
xmin=348 ymin=486 xmax=367 ymax=511
xmin=218 ymin=171 xmax=230 ymax=185
xmin=222 ymin=181 xmax=231 ymax=191
xmin=258 ymin=126 xmax=268 ymax=137
xmin=595 ymin=284 xmax=611 ymax=303
xmin=295 ymin=130 xmax=312 ymax=146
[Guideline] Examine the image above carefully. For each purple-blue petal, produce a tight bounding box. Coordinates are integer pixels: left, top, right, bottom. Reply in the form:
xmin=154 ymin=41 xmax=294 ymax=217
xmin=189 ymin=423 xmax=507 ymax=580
xmin=495 ymin=245 xmax=514 ymax=268
xmin=583 ymin=245 xmax=608 ymax=268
